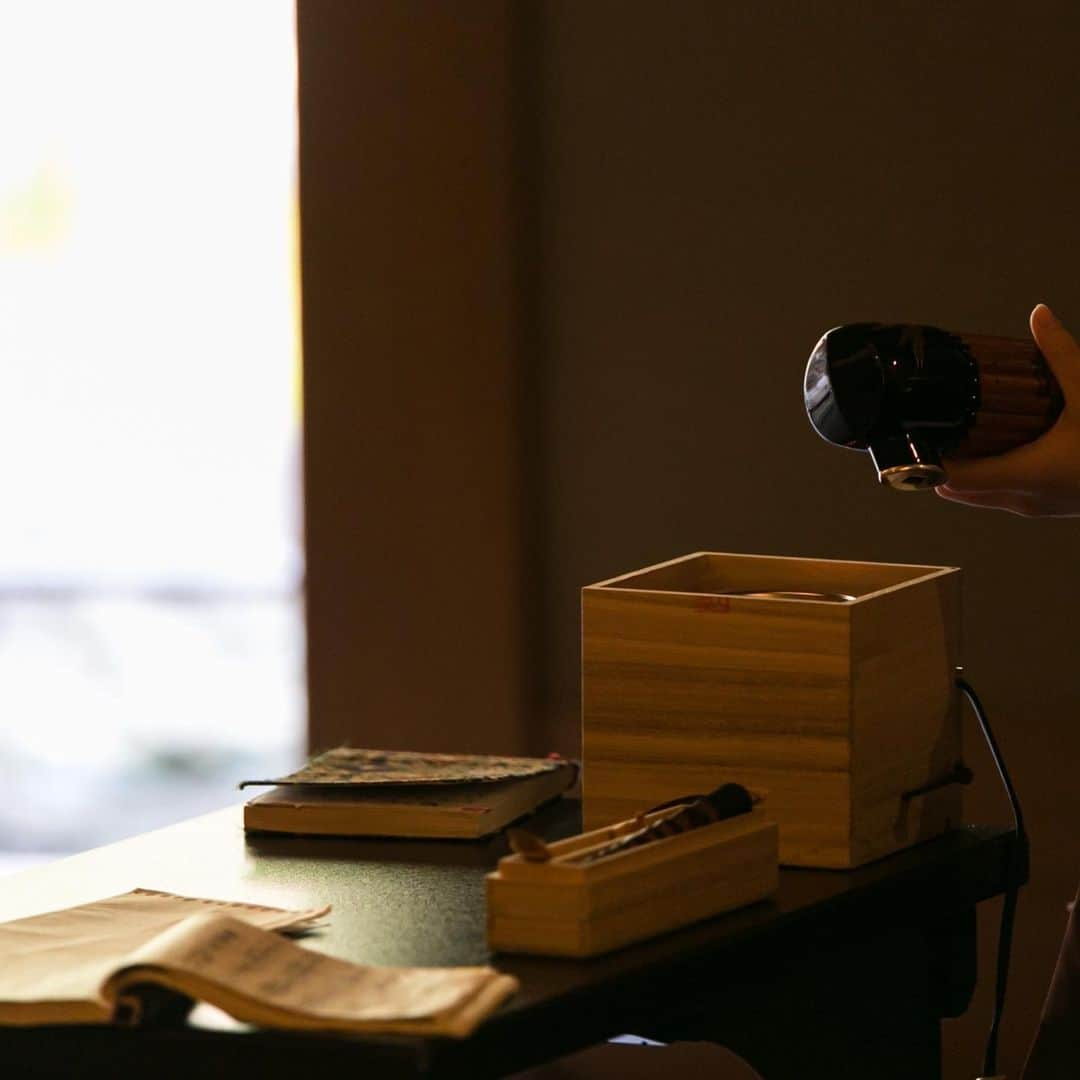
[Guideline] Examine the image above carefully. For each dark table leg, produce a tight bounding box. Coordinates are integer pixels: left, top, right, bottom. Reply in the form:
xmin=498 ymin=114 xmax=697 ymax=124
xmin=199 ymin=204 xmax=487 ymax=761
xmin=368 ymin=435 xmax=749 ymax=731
xmin=645 ymin=914 xmax=977 ymax=1080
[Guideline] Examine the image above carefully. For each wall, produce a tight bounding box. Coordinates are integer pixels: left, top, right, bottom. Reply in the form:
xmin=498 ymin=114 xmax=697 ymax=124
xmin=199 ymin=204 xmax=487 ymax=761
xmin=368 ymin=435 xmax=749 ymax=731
xmin=298 ymin=3 xmax=531 ymax=755
xmin=532 ymin=3 xmax=1080 ymax=1076
xmin=298 ymin=3 xmax=1080 ymax=1076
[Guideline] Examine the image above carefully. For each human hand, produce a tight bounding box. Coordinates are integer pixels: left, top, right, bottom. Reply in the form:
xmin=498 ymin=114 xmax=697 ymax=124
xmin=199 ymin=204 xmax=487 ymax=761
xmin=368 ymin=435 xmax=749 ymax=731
xmin=936 ymin=304 xmax=1080 ymax=516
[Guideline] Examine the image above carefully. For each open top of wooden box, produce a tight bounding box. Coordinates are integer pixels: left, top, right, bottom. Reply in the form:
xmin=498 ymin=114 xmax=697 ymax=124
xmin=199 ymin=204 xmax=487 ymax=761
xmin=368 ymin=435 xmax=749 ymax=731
xmin=589 ymin=551 xmax=958 ymax=604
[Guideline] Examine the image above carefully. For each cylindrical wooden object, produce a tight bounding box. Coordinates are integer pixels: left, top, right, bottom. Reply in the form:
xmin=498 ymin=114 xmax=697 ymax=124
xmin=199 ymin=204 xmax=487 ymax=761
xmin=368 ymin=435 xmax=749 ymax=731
xmin=804 ymin=324 xmax=1065 ymax=490
xmin=955 ymin=335 xmax=1063 ymax=459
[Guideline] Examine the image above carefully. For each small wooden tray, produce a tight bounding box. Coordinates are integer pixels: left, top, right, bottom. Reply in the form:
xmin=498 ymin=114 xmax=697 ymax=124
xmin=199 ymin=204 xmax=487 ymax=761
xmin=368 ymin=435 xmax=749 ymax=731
xmin=485 ymin=805 xmax=778 ymax=957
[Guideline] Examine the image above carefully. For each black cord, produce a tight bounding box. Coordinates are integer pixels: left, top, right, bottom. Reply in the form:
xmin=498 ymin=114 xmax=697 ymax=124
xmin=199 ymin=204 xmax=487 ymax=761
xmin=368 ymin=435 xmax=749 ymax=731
xmin=956 ymin=675 xmax=1029 ymax=1079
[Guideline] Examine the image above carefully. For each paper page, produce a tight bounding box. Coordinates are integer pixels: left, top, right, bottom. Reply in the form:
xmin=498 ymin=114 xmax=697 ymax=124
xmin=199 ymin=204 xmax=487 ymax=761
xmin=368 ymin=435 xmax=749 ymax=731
xmin=0 ymin=889 xmax=329 ymax=1022
xmin=108 ymin=912 xmax=517 ymax=1036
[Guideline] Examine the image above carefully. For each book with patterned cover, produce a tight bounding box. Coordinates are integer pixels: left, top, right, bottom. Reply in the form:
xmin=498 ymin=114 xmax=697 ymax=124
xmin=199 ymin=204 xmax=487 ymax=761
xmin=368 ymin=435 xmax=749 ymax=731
xmin=241 ymin=748 xmax=578 ymax=840
xmin=240 ymin=747 xmax=575 ymax=788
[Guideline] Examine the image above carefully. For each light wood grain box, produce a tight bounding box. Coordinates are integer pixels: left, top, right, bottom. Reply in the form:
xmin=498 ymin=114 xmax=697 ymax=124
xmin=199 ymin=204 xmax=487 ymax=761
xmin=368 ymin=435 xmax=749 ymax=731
xmin=486 ymin=806 xmax=778 ymax=957
xmin=582 ymin=552 xmax=963 ymax=869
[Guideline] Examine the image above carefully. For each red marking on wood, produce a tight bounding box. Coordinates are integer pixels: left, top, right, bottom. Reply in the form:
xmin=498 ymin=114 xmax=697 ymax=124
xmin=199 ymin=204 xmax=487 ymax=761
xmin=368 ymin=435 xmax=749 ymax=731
xmin=693 ymin=597 xmax=730 ymax=613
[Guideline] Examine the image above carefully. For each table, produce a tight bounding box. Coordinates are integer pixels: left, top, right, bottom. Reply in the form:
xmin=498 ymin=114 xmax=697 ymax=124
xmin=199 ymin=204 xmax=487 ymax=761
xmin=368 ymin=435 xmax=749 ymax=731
xmin=0 ymin=801 xmax=1018 ymax=1079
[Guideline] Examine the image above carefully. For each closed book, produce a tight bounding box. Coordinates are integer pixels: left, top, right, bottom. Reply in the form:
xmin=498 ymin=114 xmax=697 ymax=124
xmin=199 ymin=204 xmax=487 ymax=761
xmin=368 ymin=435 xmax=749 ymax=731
xmin=244 ymin=771 xmax=573 ymax=839
xmin=242 ymin=748 xmax=577 ymax=839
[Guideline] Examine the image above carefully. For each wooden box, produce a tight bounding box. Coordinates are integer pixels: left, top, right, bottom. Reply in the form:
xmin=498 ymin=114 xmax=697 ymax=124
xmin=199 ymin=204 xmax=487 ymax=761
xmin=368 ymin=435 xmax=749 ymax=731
xmin=582 ymin=552 xmax=963 ymax=869
xmin=486 ymin=806 xmax=778 ymax=957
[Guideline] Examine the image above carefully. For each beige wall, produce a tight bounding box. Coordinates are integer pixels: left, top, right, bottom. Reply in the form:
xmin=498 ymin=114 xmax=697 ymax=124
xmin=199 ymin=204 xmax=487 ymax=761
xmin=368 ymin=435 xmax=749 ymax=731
xmin=532 ymin=3 xmax=1080 ymax=1076
xmin=299 ymin=3 xmax=532 ymax=756
xmin=300 ymin=3 xmax=1080 ymax=1076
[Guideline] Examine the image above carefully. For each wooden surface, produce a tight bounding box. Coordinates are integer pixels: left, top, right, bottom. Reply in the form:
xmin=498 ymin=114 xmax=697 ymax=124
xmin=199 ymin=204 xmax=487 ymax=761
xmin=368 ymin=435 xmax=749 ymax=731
xmin=298 ymin=1 xmax=534 ymax=757
xmin=850 ymin=568 xmax=963 ymax=864
xmin=486 ymin=806 xmax=778 ymax=956
xmin=582 ymin=552 xmax=961 ymax=868
xmin=589 ymin=551 xmax=947 ymax=598
xmin=0 ymin=801 xmax=1017 ymax=1078
xmin=957 ymin=335 xmax=1063 ymax=459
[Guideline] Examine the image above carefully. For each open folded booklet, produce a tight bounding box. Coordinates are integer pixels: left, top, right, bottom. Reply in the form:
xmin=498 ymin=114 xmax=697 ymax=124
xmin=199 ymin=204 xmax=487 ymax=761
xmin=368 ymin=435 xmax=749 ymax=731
xmin=0 ymin=889 xmax=517 ymax=1039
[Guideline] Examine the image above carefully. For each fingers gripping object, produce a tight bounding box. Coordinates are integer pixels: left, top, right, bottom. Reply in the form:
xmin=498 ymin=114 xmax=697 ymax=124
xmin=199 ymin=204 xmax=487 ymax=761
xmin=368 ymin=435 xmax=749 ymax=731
xmin=804 ymin=323 xmax=1063 ymax=490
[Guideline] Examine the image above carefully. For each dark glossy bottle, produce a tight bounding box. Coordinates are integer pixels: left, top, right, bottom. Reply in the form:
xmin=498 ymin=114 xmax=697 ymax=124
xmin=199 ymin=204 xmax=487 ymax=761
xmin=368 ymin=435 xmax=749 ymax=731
xmin=805 ymin=323 xmax=1063 ymax=490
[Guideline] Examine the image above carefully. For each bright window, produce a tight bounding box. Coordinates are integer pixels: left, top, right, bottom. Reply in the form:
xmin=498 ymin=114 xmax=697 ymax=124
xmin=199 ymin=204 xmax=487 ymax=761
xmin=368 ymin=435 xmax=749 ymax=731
xmin=0 ymin=0 xmax=304 ymax=860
